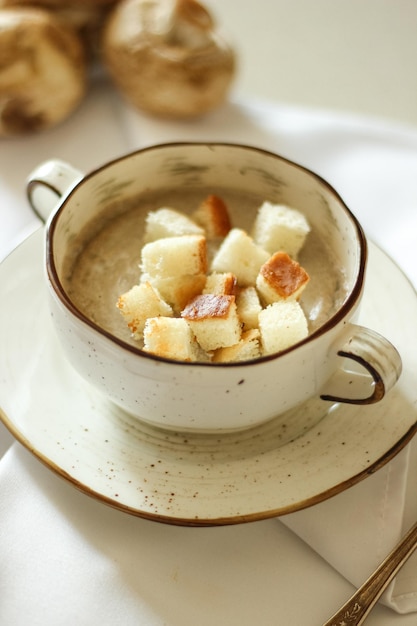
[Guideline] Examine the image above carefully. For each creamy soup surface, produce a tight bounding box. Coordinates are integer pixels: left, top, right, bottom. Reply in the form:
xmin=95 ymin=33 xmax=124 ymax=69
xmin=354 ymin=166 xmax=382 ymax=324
xmin=64 ymin=187 xmax=347 ymax=349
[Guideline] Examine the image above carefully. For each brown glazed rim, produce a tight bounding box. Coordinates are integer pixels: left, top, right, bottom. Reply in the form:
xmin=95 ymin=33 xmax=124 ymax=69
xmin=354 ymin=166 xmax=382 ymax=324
xmin=46 ymin=142 xmax=367 ymax=367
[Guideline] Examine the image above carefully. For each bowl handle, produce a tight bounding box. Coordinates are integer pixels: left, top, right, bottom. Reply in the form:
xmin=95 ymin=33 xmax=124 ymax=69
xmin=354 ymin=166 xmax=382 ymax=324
xmin=320 ymin=324 xmax=402 ymax=405
xmin=26 ymin=159 xmax=84 ymax=223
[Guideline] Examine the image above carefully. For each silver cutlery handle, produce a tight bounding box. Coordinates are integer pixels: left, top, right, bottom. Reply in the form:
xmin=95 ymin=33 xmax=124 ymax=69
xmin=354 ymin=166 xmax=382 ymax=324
xmin=323 ymin=520 xmax=417 ymax=625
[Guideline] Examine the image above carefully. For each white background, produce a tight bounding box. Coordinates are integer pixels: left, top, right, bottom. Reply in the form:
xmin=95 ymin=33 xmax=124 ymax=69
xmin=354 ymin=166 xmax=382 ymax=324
xmin=210 ymin=0 xmax=417 ymax=128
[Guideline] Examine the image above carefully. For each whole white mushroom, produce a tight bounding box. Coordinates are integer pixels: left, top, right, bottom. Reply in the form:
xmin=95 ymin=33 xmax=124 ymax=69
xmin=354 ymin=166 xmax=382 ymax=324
xmin=0 ymin=7 xmax=87 ymax=135
xmin=102 ymin=0 xmax=236 ymax=118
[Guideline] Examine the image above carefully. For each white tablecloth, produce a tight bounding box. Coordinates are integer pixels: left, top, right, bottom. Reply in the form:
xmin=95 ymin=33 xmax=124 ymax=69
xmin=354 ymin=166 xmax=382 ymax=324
xmin=1 ymin=78 xmax=417 ymax=625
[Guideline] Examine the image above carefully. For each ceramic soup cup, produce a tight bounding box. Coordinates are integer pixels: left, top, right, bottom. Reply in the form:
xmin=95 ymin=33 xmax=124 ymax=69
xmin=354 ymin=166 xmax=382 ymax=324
xmin=27 ymin=143 xmax=402 ymax=432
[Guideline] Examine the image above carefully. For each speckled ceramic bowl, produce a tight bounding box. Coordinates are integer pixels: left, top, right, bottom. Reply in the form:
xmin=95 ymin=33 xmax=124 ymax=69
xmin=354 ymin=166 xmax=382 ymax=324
xmin=27 ymin=143 xmax=402 ymax=432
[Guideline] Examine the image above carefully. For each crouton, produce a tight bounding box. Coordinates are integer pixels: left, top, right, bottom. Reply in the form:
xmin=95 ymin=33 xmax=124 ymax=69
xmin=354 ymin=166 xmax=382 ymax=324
xmin=142 ymin=273 xmax=207 ymax=313
xmin=140 ymin=235 xmax=207 ymax=278
xmin=236 ymin=286 xmax=262 ymax=330
xmin=143 ymin=207 xmax=204 ymax=243
xmin=258 ymin=301 xmax=308 ymax=355
xmin=143 ymin=317 xmax=203 ymax=361
xmin=181 ymin=294 xmax=242 ymax=351
xmin=203 ymin=272 xmax=238 ymax=296
xmin=256 ymin=251 xmax=310 ymax=305
xmin=192 ymin=194 xmax=232 ymax=238
xmin=251 ymin=202 xmax=310 ymax=257
xmin=211 ymin=228 xmax=269 ymax=286
xmin=116 ymin=282 xmax=173 ymax=339
xmin=117 ymin=198 xmax=313 ymax=363
xmin=212 ymin=329 xmax=261 ymax=363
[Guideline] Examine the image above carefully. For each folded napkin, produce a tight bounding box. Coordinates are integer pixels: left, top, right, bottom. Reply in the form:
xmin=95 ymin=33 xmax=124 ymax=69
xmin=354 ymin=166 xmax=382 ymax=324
xmin=0 ymin=442 xmax=370 ymax=626
xmin=1 ymin=79 xmax=417 ymax=620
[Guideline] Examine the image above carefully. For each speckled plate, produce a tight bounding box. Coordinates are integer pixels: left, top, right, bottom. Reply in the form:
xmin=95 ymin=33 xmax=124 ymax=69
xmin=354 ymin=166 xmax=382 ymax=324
xmin=1 ymin=228 xmax=417 ymax=526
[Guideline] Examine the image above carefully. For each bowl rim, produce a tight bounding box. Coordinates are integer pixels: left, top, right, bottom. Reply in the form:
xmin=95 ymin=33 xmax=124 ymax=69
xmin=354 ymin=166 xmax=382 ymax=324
xmin=45 ymin=141 xmax=367 ymax=368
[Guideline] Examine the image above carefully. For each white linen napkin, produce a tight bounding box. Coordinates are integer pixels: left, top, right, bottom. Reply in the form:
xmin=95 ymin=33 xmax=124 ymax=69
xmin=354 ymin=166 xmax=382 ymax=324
xmin=1 ymin=79 xmax=417 ymax=618
xmin=0 ymin=443 xmax=370 ymax=626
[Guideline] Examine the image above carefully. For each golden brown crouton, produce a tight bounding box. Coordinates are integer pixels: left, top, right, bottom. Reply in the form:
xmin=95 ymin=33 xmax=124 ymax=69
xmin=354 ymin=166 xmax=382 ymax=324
xmin=192 ymin=194 xmax=232 ymax=239
xmin=256 ymin=251 xmax=310 ymax=305
xmin=181 ymin=293 xmax=241 ymax=351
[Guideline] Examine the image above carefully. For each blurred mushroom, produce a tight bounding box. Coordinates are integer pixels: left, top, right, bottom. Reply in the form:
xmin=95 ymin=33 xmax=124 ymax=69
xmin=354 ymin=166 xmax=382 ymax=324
xmin=0 ymin=8 xmax=87 ymax=136
xmin=102 ymin=0 xmax=236 ymax=118
xmin=0 ymin=0 xmax=120 ymax=60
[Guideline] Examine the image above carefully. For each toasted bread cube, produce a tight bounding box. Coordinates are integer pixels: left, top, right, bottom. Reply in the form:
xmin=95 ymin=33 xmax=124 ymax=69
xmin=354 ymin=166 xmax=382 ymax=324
xmin=116 ymin=282 xmax=173 ymax=339
xmin=140 ymin=235 xmax=207 ymax=279
xmin=143 ymin=317 xmax=202 ymax=361
xmin=236 ymin=286 xmax=262 ymax=330
xmin=203 ymin=272 xmax=238 ymax=296
xmin=212 ymin=329 xmax=261 ymax=363
xmin=181 ymin=294 xmax=241 ymax=351
xmin=256 ymin=251 xmax=310 ymax=305
xmin=192 ymin=194 xmax=232 ymax=239
xmin=211 ymin=228 xmax=269 ymax=286
xmin=251 ymin=202 xmax=310 ymax=257
xmin=144 ymin=207 xmax=204 ymax=243
xmin=259 ymin=301 xmax=308 ymax=355
xmin=142 ymin=273 xmax=206 ymax=313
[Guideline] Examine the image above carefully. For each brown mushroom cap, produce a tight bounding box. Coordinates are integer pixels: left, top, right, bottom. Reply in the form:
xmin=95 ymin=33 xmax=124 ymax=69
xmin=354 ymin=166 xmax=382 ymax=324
xmin=102 ymin=0 xmax=236 ymax=118
xmin=0 ymin=8 xmax=87 ymax=136
xmin=0 ymin=0 xmax=118 ymax=8
xmin=0 ymin=0 xmax=120 ymax=59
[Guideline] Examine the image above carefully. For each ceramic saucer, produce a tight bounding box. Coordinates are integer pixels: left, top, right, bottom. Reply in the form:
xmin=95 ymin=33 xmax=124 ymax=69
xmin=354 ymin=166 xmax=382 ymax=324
xmin=1 ymin=229 xmax=416 ymax=525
